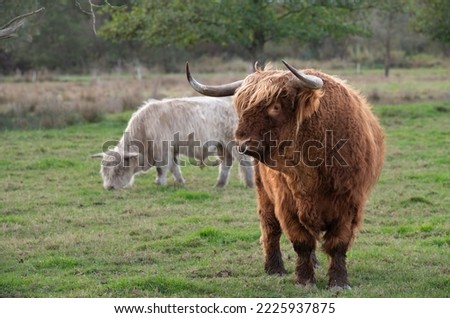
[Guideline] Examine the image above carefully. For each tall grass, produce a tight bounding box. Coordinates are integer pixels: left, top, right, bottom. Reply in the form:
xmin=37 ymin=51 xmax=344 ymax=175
xmin=2 ymin=60 xmax=449 ymax=130
xmin=0 ymin=79 xmax=153 ymax=130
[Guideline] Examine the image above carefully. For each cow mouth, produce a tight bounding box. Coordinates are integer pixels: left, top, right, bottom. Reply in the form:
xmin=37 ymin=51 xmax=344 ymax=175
xmin=236 ymin=139 xmax=264 ymax=158
xmin=237 ymin=138 xmax=283 ymax=167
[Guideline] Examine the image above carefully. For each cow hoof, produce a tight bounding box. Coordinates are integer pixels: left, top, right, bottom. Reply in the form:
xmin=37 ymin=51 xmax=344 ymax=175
xmin=295 ymin=276 xmax=316 ymax=287
xmin=265 ymin=266 xmax=287 ymax=276
xmin=268 ymin=269 xmax=287 ymax=276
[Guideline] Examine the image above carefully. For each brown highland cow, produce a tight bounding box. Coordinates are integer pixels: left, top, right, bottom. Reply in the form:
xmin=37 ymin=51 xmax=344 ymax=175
xmin=186 ymin=61 xmax=385 ymax=290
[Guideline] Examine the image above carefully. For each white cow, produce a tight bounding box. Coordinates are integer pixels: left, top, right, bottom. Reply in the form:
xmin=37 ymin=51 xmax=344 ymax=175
xmin=92 ymin=96 xmax=253 ymax=189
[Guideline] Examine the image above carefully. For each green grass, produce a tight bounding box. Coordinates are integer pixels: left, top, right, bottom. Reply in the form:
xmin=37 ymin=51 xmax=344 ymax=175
xmin=1 ymin=101 xmax=449 ymax=297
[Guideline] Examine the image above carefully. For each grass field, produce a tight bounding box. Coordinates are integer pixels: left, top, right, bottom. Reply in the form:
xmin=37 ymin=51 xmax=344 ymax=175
xmin=1 ymin=69 xmax=449 ymax=297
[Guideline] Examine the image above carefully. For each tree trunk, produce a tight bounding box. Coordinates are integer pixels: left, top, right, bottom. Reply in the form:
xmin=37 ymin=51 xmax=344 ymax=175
xmin=248 ymin=29 xmax=266 ymax=64
xmin=384 ymin=12 xmax=393 ymax=78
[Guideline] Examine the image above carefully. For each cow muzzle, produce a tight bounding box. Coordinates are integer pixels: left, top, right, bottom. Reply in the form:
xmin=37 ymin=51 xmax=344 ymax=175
xmin=236 ymin=139 xmax=262 ymax=157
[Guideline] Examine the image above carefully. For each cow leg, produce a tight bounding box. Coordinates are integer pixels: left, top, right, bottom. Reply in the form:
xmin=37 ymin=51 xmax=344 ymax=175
xmin=272 ymin=176 xmax=317 ymax=285
xmin=259 ymin=207 xmax=286 ymax=275
xmin=215 ymin=148 xmax=232 ymax=188
xmin=292 ymin=231 xmax=317 ymax=287
xmin=215 ymin=163 xmax=231 ymax=187
xmin=155 ymin=166 xmax=168 ymax=185
xmin=322 ymin=224 xmax=354 ymax=290
xmin=256 ymin=167 xmax=286 ymax=275
xmin=238 ymin=155 xmax=254 ymax=188
xmin=170 ymin=155 xmax=185 ymax=185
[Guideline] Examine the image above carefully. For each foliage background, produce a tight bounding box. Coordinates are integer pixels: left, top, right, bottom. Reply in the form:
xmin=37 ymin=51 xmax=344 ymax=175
xmin=1 ymin=0 xmax=449 ymax=74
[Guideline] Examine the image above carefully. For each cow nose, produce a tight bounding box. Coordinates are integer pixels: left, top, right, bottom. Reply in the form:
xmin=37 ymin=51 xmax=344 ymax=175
xmin=106 ymin=185 xmax=115 ymax=190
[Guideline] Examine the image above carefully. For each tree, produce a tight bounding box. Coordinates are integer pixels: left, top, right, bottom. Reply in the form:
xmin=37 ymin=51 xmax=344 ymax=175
xmin=1 ymin=0 xmax=130 ymax=73
xmin=99 ymin=0 xmax=369 ymax=62
xmin=18 ymin=0 xmax=99 ymax=72
xmin=0 ymin=8 xmax=45 ymax=40
xmin=0 ymin=3 xmax=46 ymax=73
xmin=371 ymin=0 xmax=412 ymax=77
xmin=411 ymin=0 xmax=450 ymax=55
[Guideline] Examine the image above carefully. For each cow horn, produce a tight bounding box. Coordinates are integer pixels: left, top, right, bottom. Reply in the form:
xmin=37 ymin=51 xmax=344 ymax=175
xmin=254 ymin=61 xmax=264 ymax=71
xmin=282 ymin=60 xmax=323 ymax=89
xmin=91 ymin=153 xmax=104 ymax=158
xmin=186 ymin=62 xmax=243 ymax=97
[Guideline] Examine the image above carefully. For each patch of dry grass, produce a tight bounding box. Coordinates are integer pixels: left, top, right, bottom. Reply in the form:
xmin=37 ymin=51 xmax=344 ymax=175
xmin=0 ymin=79 xmax=147 ymax=129
xmin=1 ymin=58 xmax=450 ymax=130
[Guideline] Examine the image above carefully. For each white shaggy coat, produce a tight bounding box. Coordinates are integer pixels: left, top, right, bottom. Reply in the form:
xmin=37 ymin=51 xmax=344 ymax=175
xmin=96 ymin=96 xmax=253 ymax=189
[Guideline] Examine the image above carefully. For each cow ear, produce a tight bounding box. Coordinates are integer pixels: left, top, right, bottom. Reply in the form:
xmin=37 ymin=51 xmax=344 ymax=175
xmin=123 ymin=152 xmax=140 ymax=159
xmin=294 ymin=89 xmax=324 ymax=134
xmin=91 ymin=153 xmax=104 ymax=159
xmin=91 ymin=150 xmax=116 ymax=159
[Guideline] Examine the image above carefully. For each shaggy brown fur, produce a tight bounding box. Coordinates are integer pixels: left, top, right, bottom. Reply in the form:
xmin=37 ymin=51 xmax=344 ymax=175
xmin=234 ymin=66 xmax=385 ymax=289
